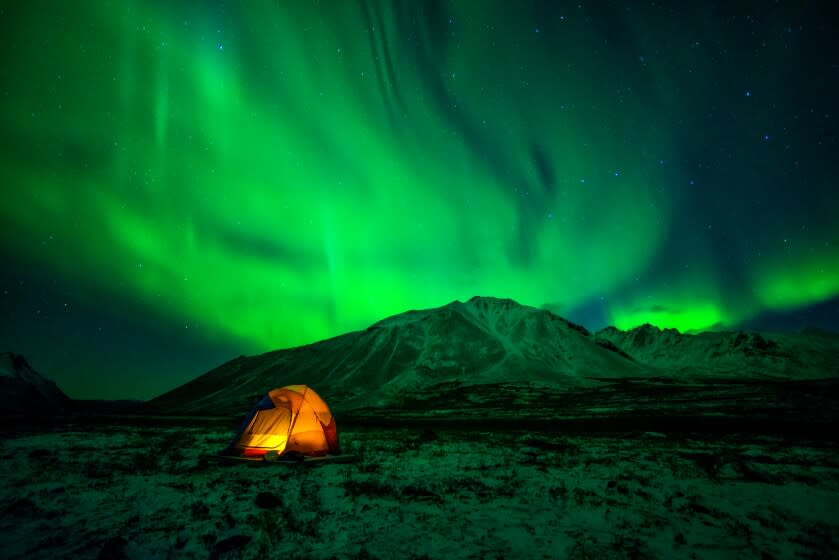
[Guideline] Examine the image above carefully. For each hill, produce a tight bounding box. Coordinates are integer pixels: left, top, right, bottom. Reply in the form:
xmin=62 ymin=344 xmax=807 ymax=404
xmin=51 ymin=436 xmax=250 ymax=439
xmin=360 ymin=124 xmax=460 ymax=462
xmin=0 ymin=352 xmax=70 ymax=414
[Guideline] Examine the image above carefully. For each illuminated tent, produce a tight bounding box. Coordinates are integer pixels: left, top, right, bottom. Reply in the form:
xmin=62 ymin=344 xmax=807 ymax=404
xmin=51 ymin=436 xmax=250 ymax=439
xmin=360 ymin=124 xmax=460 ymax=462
xmin=227 ymin=385 xmax=339 ymax=458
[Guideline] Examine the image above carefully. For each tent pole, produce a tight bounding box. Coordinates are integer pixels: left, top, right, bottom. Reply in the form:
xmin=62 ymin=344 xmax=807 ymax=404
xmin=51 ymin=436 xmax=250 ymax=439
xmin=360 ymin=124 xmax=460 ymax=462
xmin=285 ymin=385 xmax=308 ymax=450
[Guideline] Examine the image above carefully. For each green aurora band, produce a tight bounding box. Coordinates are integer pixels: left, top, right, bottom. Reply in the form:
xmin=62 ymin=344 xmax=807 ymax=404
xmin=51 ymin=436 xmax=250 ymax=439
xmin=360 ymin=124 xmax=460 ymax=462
xmin=1 ymin=1 xmax=837 ymax=361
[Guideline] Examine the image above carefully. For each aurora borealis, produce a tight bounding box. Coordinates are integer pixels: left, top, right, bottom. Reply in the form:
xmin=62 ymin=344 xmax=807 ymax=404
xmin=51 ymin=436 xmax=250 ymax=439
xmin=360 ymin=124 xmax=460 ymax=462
xmin=1 ymin=1 xmax=837 ymax=399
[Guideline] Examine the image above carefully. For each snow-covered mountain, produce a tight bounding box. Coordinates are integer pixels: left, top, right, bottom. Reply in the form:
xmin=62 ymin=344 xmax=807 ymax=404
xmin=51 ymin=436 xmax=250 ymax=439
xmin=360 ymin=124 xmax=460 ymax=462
xmin=150 ymin=297 xmax=648 ymax=416
xmin=0 ymin=352 xmax=70 ymax=413
xmin=596 ymin=324 xmax=839 ymax=379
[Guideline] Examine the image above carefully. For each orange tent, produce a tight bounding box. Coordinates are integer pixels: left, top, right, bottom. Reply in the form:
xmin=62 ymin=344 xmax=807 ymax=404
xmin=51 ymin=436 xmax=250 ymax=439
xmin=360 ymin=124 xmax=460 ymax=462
xmin=228 ymin=385 xmax=339 ymax=458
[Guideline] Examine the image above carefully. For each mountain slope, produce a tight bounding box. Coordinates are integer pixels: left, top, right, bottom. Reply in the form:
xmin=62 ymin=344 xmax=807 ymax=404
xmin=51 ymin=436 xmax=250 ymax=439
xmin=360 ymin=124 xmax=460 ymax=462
xmin=0 ymin=352 xmax=70 ymax=413
xmin=150 ymin=297 xmax=646 ymax=416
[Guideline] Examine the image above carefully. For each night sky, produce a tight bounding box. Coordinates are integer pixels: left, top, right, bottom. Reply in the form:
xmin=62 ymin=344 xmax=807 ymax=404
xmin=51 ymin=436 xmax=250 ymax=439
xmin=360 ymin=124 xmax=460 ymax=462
xmin=1 ymin=1 xmax=837 ymax=400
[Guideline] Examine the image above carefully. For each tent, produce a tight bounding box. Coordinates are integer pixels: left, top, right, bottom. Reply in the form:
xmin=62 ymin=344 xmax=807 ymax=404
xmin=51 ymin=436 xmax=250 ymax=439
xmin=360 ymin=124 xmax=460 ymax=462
xmin=226 ymin=385 xmax=339 ymax=458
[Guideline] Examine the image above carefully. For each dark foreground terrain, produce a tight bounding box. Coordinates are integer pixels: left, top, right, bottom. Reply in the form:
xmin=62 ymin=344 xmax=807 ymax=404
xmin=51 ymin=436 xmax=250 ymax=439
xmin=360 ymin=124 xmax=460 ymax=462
xmin=1 ymin=417 xmax=837 ymax=559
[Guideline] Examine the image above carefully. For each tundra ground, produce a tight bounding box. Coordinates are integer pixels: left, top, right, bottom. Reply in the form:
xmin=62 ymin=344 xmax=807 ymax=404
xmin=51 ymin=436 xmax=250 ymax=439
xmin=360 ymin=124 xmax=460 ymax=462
xmin=1 ymin=422 xmax=837 ymax=559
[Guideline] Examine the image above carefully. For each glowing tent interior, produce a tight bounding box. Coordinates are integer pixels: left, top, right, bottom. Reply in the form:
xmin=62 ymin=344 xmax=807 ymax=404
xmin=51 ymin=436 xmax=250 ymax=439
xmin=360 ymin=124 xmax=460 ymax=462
xmin=226 ymin=385 xmax=339 ymax=458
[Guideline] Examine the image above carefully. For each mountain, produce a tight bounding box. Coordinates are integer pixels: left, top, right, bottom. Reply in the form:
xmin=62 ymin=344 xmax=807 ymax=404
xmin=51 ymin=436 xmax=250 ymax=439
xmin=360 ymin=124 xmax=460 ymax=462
xmin=150 ymin=297 xmax=648 ymax=416
xmin=596 ymin=324 xmax=839 ymax=379
xmin=0 ymin=352 xmax=70 ymax=414
xmin=149 ymin=297 xmax=839 ymax=420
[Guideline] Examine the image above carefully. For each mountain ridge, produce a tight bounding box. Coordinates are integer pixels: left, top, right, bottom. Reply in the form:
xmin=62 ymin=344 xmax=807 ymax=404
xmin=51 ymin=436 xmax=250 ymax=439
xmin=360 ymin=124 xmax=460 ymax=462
xmin=4 ymin=297 xmax=837 ymax=417
xmin=596 ymin=322 xmax=838 ymax=378
xmin=149 ymin=297 xmax=839 ymax=417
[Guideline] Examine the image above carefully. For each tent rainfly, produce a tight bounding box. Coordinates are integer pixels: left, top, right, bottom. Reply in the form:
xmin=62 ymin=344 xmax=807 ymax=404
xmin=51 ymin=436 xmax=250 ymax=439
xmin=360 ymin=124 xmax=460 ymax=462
xmin=226 ymin=385 xmax=339 ymax=458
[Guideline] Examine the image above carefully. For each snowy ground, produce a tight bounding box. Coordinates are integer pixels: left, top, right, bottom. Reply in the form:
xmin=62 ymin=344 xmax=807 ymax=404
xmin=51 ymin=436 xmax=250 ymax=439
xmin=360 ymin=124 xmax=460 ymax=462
xmin=1 ymin=421 xmax=837 ymax=559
